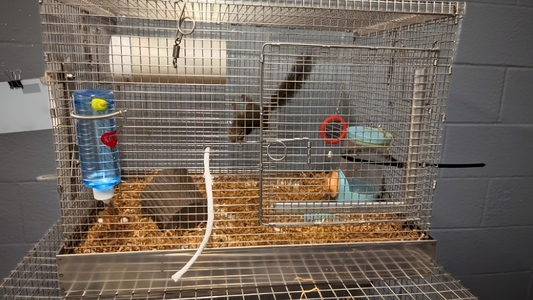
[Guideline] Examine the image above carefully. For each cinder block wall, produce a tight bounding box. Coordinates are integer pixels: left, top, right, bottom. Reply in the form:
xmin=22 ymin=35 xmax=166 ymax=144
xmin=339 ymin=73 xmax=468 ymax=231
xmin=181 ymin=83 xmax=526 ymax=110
xmin=2 ymin=1 xmax=533 ymax=299
xmin=430 ymin=1 xmax=533 ymax=299
xmin=0 ymin=131 xmax=59 ymax=279
xmin=0 ymin=0 xmax=59 ymax=281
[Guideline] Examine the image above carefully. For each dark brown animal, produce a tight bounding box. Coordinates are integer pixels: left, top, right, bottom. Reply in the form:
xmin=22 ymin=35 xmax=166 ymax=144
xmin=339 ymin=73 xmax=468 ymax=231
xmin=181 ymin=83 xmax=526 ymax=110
xmin=228 ymin=55 xmax=313 ymax=143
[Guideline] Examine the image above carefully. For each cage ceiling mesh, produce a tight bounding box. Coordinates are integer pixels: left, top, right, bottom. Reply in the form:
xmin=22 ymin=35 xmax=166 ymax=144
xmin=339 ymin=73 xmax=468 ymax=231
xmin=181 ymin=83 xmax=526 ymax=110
xmin=56 ymin=0 xmax=459 ymax=31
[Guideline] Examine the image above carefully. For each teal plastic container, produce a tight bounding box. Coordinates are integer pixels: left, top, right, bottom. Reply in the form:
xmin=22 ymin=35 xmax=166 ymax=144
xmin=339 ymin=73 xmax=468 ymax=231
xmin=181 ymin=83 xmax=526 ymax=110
xmin=337 ymin=126 xmax=394 ymax=202
xmin=346 ymin=126 xmax=393 ymax=147
xmin=334 ymin=170 xmax=381 ymax=202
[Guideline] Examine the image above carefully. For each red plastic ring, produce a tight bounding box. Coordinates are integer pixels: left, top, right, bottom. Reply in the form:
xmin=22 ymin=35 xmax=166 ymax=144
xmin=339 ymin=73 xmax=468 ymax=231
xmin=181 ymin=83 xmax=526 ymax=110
xmin=320 ymin=115 xmax=348 ymax=144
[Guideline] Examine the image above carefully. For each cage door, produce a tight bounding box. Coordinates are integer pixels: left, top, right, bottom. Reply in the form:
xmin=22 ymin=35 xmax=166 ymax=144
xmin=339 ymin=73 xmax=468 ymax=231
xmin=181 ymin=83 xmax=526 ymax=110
xmin=257 ymin=42 xmax=442 ymax=227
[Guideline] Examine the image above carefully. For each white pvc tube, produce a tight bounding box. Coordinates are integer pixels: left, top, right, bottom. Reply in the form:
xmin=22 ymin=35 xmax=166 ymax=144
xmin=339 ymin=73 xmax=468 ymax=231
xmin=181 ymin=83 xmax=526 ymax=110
xmin=171 ymin=147 xmax=215 ymax=282
xmin=109 ymin=36 xmax=227 ymax=84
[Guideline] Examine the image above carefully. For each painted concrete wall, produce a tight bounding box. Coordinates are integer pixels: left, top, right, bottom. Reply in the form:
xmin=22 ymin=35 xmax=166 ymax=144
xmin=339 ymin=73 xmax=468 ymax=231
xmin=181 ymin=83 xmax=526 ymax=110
xmin=2 ymin=0 xmax=533 ymax=299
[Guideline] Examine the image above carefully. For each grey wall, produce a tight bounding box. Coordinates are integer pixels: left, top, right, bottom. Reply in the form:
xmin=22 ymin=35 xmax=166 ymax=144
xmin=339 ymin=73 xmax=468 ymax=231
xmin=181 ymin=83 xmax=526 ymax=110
xmin=430 ymin=1 xmax=533 ymax=299
xmin=0 ymin=0 xmax=44 ymax=79
xmin=0 ymin=0 xmax=59 ymax=281
xmin=2 ymin=1 xmax=533 ymax=300
xmin=0 ymin=130 xmax=59 ymax=280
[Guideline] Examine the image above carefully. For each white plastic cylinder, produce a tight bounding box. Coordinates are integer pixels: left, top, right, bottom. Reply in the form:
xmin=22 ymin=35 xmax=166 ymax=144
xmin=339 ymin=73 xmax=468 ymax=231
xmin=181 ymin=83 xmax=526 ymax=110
xmin=109 ymin=36 xmax=227 ymax=84
xmin=92 ymin=188 xmax=114 ymax=203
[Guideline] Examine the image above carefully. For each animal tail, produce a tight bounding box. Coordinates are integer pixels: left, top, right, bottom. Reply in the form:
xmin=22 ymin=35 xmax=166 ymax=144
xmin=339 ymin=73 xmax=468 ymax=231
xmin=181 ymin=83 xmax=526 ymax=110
xmin=269 ymin=55 xmax=313 ymax=111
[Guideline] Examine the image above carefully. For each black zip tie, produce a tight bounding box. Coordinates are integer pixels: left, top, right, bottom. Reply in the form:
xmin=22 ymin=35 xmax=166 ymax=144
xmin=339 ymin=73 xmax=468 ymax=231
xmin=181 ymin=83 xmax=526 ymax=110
xmin=340 ymin=155 xmax=485 ymax=169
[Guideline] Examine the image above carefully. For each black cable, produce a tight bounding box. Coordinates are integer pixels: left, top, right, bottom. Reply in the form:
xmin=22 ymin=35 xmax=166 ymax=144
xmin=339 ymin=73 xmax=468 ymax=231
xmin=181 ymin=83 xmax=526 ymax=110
xmin=340 ymin=155 xmax=485 ymax=169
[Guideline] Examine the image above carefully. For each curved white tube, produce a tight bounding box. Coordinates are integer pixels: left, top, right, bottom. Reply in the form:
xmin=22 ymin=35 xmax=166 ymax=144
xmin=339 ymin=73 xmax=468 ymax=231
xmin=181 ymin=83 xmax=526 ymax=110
xmin=171 ymin=147 xmax=215 ymax=282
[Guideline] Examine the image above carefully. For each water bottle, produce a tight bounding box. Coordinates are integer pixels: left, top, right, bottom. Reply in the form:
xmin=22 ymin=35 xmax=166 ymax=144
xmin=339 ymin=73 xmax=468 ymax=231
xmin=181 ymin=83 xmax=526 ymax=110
xmin=72 ymin=89 xmax=121 ymax=202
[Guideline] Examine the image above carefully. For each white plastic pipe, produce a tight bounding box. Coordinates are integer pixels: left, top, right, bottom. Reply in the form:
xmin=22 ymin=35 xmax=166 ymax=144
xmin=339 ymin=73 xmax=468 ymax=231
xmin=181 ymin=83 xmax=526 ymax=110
xmin=171 ymin=147 xmax=215 ymax=282
xmin=404 ymin=68 xmax=427 ymax=203
xmin=109 ymin=36 xmax=227 ymax=84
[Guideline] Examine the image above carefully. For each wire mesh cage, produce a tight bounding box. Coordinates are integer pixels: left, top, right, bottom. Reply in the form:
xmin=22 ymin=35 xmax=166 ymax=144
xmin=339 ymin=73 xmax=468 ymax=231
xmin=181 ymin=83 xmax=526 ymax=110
xmin=0 ymin=221 xmax=62 ymax=300
xmin=0 ymin=221 xmax=477 ymax=300
xmin=39 ymin=0 xmax=465 ymax=297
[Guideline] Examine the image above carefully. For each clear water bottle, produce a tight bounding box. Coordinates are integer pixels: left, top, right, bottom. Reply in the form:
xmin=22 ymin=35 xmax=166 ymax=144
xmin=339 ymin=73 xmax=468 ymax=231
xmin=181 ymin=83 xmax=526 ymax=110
xmin=73 ymin=89 xmax=121 ymax=202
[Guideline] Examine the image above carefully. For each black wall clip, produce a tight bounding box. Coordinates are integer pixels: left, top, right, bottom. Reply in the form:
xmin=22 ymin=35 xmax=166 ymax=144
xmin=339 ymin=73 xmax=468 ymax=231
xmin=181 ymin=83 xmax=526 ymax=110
xmin=5 ymin=69 xmax=23 ymax=89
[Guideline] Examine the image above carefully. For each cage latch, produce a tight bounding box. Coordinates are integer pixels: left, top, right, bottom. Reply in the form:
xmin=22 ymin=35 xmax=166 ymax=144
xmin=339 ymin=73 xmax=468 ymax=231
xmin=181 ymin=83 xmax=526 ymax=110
xmin=265 ymin=137 xmax=311 ymax=165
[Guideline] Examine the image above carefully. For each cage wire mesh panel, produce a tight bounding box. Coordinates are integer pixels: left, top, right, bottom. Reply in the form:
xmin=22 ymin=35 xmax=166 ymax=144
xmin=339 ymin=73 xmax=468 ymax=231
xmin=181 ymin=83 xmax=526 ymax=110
xmin=0 ymin=223 xmax=477 ymax=300
xmin=0 ymin=224 xmax=476 ymax=300
xmin=56 ymin=241 xmax=437 ymax=296
xmin=0 ymin=221 xmax=62 ymax=300
xmin=40 ymin=0 xmax=464 ymax=296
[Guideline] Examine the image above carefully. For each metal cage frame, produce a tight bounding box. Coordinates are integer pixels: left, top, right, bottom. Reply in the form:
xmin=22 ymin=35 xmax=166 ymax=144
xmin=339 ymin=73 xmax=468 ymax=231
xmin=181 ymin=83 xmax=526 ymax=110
xmin=39 ymin=0 xmax=465 ymax=297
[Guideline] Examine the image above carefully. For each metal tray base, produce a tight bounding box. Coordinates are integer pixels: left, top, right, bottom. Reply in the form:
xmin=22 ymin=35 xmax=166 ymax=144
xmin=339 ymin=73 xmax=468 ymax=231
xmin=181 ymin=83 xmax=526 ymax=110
xmin=57 ymin=238 xmax=436 ymax=298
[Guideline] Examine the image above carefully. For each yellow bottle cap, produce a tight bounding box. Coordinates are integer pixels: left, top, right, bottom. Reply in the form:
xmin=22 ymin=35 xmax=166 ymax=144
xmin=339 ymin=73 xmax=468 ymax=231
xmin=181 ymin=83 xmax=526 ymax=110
xmin=91 ymin=98 xmax=108 ymax=111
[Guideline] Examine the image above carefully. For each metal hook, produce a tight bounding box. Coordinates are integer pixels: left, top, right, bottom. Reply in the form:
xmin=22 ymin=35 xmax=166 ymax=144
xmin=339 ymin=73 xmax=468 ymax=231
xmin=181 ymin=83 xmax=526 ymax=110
xmin=432 ymin=41 xmax=440 ymax=66
xmin=172 ymin=0 xmax=196 ymax=68
xmin=334 ymin=83 xmax=345 ymax=116
xmin=173 ymin=0 xmax=196 ymax=36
